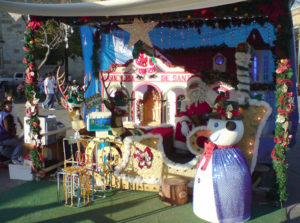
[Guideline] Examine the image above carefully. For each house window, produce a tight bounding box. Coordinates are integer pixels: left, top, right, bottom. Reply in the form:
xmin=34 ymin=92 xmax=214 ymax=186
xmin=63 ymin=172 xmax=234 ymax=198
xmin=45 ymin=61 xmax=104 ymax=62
xmin=251 ymin=56 xmax=258 ymax=82
xmin=176 ymin=95 xmax=185 ymax=115
xmin=215 ymin=55 xmax=225 ymax=65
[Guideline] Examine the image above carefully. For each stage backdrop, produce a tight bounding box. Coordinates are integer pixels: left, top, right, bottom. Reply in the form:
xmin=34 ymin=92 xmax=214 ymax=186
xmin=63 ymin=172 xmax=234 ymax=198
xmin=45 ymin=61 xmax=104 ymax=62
xmin=80 ymin=22 xmax=299 ymax=160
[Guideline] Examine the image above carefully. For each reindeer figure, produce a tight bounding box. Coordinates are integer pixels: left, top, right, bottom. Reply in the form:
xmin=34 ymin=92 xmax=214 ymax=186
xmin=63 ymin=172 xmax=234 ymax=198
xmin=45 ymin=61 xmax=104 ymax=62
xmin=99 ymin=69 xmax=146 ymax=140
xmin=56 ymin=66 xmax=92 ymax=136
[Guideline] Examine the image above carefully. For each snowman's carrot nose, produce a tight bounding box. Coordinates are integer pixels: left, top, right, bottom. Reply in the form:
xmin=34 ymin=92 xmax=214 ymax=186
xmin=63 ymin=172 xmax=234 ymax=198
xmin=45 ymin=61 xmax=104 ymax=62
xmin=197 ymin=130 xmax=211 ymax=137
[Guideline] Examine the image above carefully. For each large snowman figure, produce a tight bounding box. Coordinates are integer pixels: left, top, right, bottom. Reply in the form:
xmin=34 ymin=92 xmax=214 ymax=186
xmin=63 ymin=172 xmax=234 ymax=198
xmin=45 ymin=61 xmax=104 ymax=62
xmin=193 ymin=100 xmax=251 ymax=223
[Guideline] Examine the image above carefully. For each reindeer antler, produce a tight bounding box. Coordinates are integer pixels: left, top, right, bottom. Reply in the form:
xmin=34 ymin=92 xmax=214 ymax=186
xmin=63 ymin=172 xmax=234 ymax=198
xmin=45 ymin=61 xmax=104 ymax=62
xmin=56 ymin=65 xmax=69 ymax=98
xmin=99 ymin=70 xmax=114 ymax=101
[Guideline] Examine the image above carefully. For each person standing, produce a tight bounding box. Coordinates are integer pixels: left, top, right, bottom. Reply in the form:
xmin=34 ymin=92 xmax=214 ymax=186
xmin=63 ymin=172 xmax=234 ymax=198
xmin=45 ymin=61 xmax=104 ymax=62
xmin=51 ymin=72 xmax=60 ymax=105
xmin=0 ymin=100 xmax=23 ymax=164
xmin=42 ymin=72 xmax=55 ymax=110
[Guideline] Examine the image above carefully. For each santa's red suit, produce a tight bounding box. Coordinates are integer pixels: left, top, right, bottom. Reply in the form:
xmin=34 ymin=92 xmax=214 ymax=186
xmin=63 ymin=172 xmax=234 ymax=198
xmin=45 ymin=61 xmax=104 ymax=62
xmin=174 ymin=76 xmax=219 ymax=152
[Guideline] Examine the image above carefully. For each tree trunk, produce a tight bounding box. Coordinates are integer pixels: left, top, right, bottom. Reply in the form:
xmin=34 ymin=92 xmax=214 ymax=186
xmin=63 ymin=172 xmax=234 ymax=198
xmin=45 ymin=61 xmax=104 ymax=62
xmin=38 ymin=45 xmax=50 ymax=72
xmin=159 ymin=178 xmax=188 ymax=206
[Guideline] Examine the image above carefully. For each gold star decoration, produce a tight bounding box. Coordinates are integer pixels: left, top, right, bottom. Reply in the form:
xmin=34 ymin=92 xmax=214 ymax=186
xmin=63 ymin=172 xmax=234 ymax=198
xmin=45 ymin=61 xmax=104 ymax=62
xmin=118 ymin=18 xmax=158 ymax=48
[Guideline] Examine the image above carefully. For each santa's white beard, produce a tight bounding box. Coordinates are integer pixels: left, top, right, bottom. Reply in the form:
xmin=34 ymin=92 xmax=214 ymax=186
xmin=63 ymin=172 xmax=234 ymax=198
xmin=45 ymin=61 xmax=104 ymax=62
xmin=187 ymin=87 xmax=206 ymax=106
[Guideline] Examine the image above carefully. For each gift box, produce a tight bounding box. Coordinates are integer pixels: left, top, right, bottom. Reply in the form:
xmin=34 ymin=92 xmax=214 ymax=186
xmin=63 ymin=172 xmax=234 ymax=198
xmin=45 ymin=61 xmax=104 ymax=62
xmin=9 ymin=163 xmax=34 ymax=181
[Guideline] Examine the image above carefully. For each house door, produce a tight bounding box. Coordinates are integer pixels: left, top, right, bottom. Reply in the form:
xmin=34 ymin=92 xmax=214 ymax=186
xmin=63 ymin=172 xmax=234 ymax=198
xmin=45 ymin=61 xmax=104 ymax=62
xmin=144 ymin=93 xmax=154 ymax=123
xmin=141 ymin=86 xmax=161 ymax=126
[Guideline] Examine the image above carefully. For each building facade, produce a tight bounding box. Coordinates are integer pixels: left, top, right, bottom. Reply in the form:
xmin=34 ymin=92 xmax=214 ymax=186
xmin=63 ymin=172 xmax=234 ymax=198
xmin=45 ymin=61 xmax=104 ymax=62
xmin=0 ymin=12 xmax=84 ymax=82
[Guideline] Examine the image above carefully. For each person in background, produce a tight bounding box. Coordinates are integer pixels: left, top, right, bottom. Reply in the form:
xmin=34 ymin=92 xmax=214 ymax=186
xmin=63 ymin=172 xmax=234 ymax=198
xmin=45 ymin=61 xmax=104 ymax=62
xmin=5 ymin=92 xmax=23 ymax=133
xmin=42 ymin=72 xmax=55 ymax=110
xmin=0 ymin=100 xmax=23 ymax=164
xmin=16 ymin=81 xmax=25 ymax=95
xmin=39 ymin=76 xmax=45 ymax=96
xmin=72 ymin=80 xmax=79 ymax=88
xmin=51 ymin=72 xmax=60 ymax=105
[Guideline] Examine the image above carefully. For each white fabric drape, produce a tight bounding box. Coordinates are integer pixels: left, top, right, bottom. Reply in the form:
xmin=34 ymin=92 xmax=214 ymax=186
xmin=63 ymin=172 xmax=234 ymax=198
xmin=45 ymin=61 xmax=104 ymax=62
xmin=0 ymin=0 xmax=246 ymax=17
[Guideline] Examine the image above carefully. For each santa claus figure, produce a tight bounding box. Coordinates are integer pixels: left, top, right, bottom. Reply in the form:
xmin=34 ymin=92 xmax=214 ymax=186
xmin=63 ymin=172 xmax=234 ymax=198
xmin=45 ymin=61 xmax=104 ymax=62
xmin=174 ymin=75 xmax=220 ymax=153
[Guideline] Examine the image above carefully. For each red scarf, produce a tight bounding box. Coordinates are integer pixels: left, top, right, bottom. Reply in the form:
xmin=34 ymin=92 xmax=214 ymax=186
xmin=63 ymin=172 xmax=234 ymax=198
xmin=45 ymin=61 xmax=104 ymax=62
xmin=196 ymin=140 xmax=236 ymax=170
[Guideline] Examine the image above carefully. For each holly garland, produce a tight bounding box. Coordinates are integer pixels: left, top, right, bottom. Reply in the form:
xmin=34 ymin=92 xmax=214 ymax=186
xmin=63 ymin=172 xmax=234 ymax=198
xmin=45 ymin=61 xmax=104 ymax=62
xmin=23 ymin=17 xmax=44 ymax=172
xmin=271 ymin=59 xmax=294 ymax=202
xmin=30 ymin=144 xmax=44 ymax=172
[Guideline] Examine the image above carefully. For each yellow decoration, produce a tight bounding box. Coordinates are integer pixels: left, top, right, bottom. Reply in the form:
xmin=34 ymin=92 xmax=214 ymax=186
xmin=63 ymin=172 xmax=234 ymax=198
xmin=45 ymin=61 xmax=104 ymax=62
xmin=118 ymin=18 xmax=158 ymax=48
xmin=29 ymin=40 xmax=34 ymax=44
xmin=187 ymin=15 xmax=191 ymax=19
xmin=62 ymin=166 xmax=91 ymax=207
xmin=248 ymin=139 xmax=254 ymax=146
xmin=237 ymin=105 xmax=268 ymax=169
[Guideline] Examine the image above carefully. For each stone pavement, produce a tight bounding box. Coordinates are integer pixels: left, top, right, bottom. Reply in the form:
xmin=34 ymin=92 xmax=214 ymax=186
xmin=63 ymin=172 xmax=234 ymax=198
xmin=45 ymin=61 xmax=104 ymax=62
xmin=0 ymin=98 xmax=300 ymax=222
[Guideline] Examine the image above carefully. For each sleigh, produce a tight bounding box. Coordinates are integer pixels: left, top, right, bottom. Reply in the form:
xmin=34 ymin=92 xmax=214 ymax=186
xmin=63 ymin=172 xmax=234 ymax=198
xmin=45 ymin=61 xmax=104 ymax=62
xmin=63 ymin=98 xmax=271 ymax=193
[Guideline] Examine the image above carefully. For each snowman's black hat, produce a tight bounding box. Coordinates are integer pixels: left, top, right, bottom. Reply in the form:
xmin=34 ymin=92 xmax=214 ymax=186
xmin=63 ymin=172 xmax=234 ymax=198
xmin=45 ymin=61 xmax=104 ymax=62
xmin=209 ymin=100 xmax=243 ymax=120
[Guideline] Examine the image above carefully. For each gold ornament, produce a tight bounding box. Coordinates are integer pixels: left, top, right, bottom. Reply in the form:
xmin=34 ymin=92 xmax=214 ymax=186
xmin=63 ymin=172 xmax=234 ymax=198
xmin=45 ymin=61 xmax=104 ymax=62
xmin=118 ymin=18 xmax=158 ymax=48
xmin=282 ymin=84 xmax=288 ymax=93
xmin=276 ymin=114 xmax=285 ymax=123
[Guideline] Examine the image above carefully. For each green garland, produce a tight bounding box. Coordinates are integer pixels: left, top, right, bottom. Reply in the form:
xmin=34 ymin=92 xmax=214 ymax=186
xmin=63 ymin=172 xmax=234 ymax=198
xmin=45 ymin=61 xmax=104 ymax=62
xmin=30 ymin=147 xmax=43 ymax=171
xmin=272 ymin=59 xmax=294 ymax=202
xmin=23 ymin=17 xmax=44 ymax=172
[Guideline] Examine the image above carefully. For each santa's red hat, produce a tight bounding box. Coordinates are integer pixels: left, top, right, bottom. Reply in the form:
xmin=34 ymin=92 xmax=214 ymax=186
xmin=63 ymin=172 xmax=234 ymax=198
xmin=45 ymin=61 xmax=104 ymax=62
xmin=186 ymin=75 xmax=206 ymax=90
xmin=187 ymin=74 xmax=203 ymax=83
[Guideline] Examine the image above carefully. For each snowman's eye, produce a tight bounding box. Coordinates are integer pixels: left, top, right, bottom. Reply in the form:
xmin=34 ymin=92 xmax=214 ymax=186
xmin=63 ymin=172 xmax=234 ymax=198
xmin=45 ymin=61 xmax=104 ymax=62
xmin=214 ymin=122 xmax=219 ymax=128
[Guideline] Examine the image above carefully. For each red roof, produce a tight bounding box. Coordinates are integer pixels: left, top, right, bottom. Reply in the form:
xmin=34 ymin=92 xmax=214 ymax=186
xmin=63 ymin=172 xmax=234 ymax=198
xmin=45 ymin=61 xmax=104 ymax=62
xmin=247 ymin=28 xmax=271 ymax=50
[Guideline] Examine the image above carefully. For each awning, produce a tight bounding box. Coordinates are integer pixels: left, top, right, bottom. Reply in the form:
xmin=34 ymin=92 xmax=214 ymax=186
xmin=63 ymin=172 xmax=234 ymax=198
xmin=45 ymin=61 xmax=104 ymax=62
xmin=0 ymin=0 xmax=246 ymax=17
